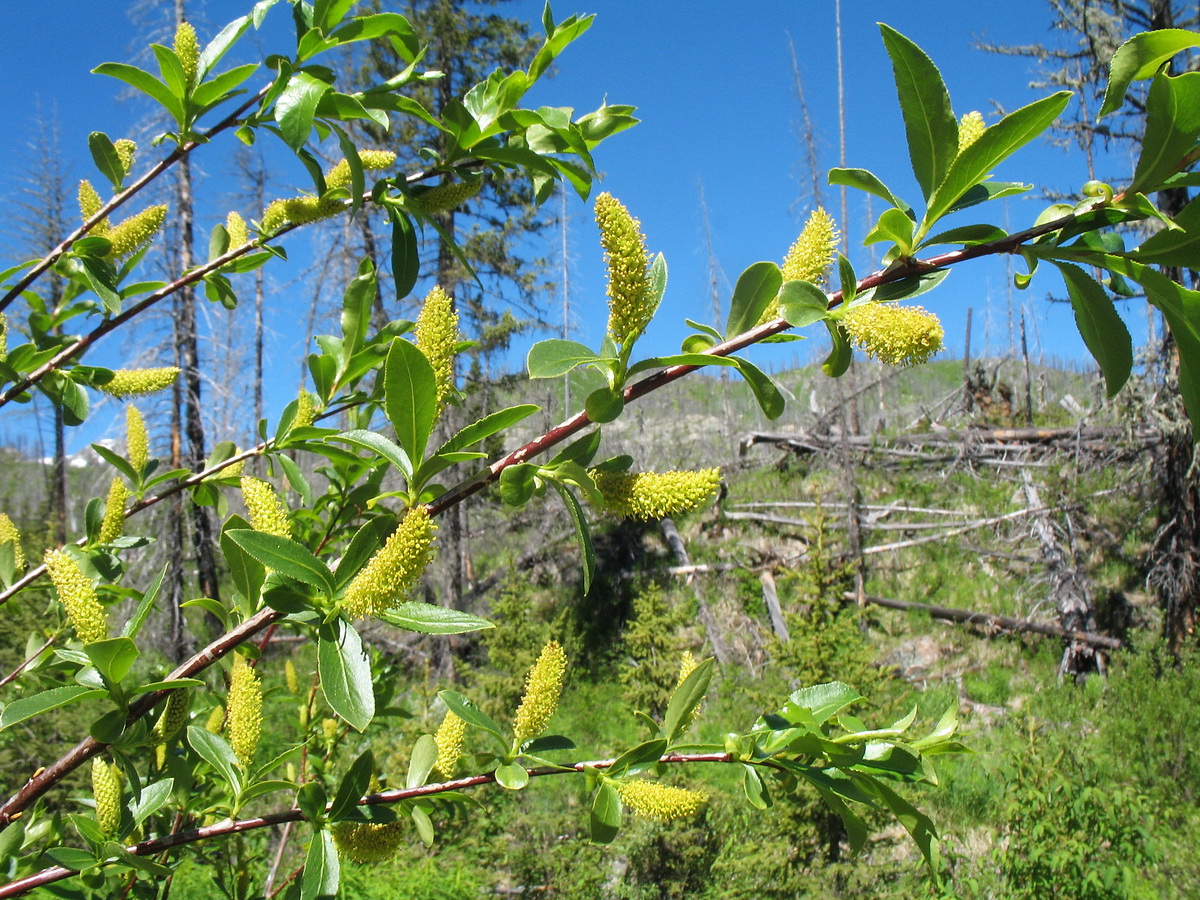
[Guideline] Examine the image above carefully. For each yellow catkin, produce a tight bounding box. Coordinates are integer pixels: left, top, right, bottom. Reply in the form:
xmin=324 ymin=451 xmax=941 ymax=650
xmin=205 ymin=704 xmax=226 ymax=734
xmin=617 ymin=781 xmax=708 ymax=820
xmin=341 ymin=506 xmax=437 ymax=618
xmin=332 ymin=821 xmax=407 ymax=864
xmin=673 ymin=650 xmax=704 ymax=728
xmin=293 ymin=389 xmax=315 ymax=430
xmin=595 ymin=193 xmax=653 ymax=346
xmin=434 ymin=710 xmax=467 ymax=779
xmin=225 ymin=211 xmax=248 ymax=248
xmin=414 ymin=286 xmax=460 ymax=410
xmin=174 ymin=21 xmax=200 ymax=88
xmin=958 ymin=111 xmax=987 ymax=152
xmin=126 ymin=405 xmax=150 ymax=474
xmin=78 ymin=180 xmax=110 ymax=236
xmin=0 ymin=514 xmax=25 ymax=572
xmin=840 ymin=302 xmax=945 ymax=367
xmin=223 ymin=457 xmax=246 ymax=478
xmin=106 ymin=204 xmax=167 ymax=259
xmin=92 ymin=757 xmax=122 ymax=837
xmin=321 ymin=718 xmax=339 ymax=742
xmin=0 ymin=312 xmax=7 ymax=361
xmin=413 ymin=178 xmax=482 ymax=214
xmin=512 ymin=641 xmax=567 ymax=746
xmin=114 ymin=139 xmax=137 ymax=176
xmin=100 ymin=367 xmax=180 ymax=398
xmin=98 ymin=478 xmax=128 ymax=544
xmin=260 ymin=195 xmax=344 ymax=233
xmin=325 ymin=150 xmax=398 ymax=190
xmin=227 ymin=655 xmax=262 ymax=769
xmin=240 ymin=476 xmax=291 ymax=539
xmin=759 ymin=208 xmax=840 ymax=325
xmin=153 ymin=689 xmax=191 ymax=745
xmin=285 ymin=659 xmax=299 ymax=695
xmin=44 ymin=549 xmax=107 ymax=644
xmin=591 ymin=468 xmax=722 ymax=521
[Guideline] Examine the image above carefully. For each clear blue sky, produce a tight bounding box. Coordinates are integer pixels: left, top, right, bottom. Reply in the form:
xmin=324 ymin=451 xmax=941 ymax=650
xmin=0 ymin=1 xmax=1148 ymax=452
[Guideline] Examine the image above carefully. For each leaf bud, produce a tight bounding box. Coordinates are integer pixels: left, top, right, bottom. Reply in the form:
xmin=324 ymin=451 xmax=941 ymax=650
xmin=44 ymin=549 xmax=107 ymax=644
xmin=99 ymin=367 xmax=180 ymax=398
xmin=91 ymin=757 xmax=122 ymax=838
xmin=512 ymin=640 xmax=567 ymax=746
xmin=0 ymin=513 xmax=25 ymax=572
xmin=227 ymin=655 xmax=262 ymax=769
xmin=591 ymin=468 xmax=721 ymax=521
xmin=240 ymin=476 xmax=291 ymax=539
xmin=617 ymin=780 xmax=708 ymax=820
xmin=840 ymin=302 xmax=944 ymax=367
xmin=434 ymin=710 xmax=467 ymax=780
xmin=341 ymin=506 xmax=437 ymax=619
xmin=98 ymin=477 xmax=129 ymax=544
xmin=595 ymin=192 xmax=653 ymax=346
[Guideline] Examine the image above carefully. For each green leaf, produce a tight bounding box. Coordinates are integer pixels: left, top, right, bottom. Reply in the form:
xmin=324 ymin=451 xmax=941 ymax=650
xmin=439 ymin=404 xmax=539 ymax=455
xmin=131 ymin=779 xmax=174 ymax=826
xmin=742 ymin=765 xmax=771 ymax=810
xmin=1049 ymin=261 xmax=1132 ymax=397
xmin=0 ymin=685 xmax=106 ymax=731
xmin=92 ymin=63 xmax=183 ymax=125
xmin=828 ymin=168 xmax=913 ymax=218
xmin=334 ymin=516 xmax=394 ymax=591
xmin=79 ymin=255 xmax=121 ymax=316
xmin=199 ymin=14 xmax=253 ymax=76
xmin=837 ymin=254 xmax=858 ymax=304
xmin=340 ymin=258 xmax=375 ymax=364
xmin=1136 ymin=193 xmax=1200 ymax=267
xmin=878 ymin=24 xmax=958 ymax=201
xmin=527 ymin=339 xmax=600 ymax=378
xmin=923 ymin=92 xmax=1071 ymax=232
xmin=221 ymin=518 xmax=266 ymax=609
xmin=84 ymin=637 xmax=139 ymax=686
xmin=664 ymin=658 xmax=713 ymax=743
xmin=225 ymin=530 xmax=335 ymax=597
xmin=729 ymin=356 xmax=785 ymax=420
xmin=407 ymin=735 xmax=437 ymax=789
xmin=858 ymin=774 xmax=940 ymax=873
xmin=944 ymin=181 xmax=1030 ymax=216
xmin=584 ymin=386 xmax=624 ymax=423
xmin=725 ymin=261 xmax=783 ymax=338
xmin=384 ymin=338 xmax=438 ymax=465
xmin=329 ymin=749 xmax=374 ymax=821
xmin=300 ymin=830 xmax=340 ymax=900
xmin=276 ymin=71 xmax=330 ymax=150
xmin=499 ymin=463 xmax=540 ymax=507
xmin=1130 ymin=72 xmax=1200 ymax=195
xmin=495 ymin=762 xmax=530 ymax=790
xmin=88 ymin=132 xmax=125 ymax=190
xmin=328 ymin=429 xmax=413 ymax=482
xmin=624 ymin=353 xmax=740 ymax=379
xmin=387 ymin=206 xmax=419 ymax=301
xmin=870 ymin=268 xmax=951 ymax=304
xmin=91 ymin=442 xmax=139 ymax=486
xmin=864 ymin=207 xmax=916 ymax=254
xmin=1102 ymin=28 xmax=1200 ymax=117
xmin=550 ymin=480 xmax=595 ymax=593
xmin=438 ymin=690 xmax=505 ymax=741
xmin=608 ymin=739 xmax=668 ymax=777
xmin=319 ymin=618 xmax=375 ymax=732
xmin=188 ymin=726 xmax=242 ymax=790
xmin=800 ymin=769 xmax=869 ymax=853
xmin=785 ymin=682 xmax=863 ymax=725
xmin=379 ymin=602 xmax=493 ymax=635
xmin=920 ymin=223 xmax=1007 ymax=249
xmin=778 ymin=280 xmax=829 ymax=328
xmin=590 ymin=782 xmax=621 ymax=844
xmin=314 ymin=0 xmax=357 ymax=31
xmin=297 ymin=782 xmax=328 ymax=823
xmin=45 ymin=847 xmax=100 ymax=872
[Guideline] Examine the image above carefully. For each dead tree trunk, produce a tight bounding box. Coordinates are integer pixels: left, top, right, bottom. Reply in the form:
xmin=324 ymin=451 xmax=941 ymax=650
xmin=660 ymin=518 xmax=731 ymax=666
xmin=1022 ymin=473 xmax=1101 ymax=680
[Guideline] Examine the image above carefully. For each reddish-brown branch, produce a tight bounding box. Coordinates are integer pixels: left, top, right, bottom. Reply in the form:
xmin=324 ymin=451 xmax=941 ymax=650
xmin=0 ymin=752 xmax=731 ymax=899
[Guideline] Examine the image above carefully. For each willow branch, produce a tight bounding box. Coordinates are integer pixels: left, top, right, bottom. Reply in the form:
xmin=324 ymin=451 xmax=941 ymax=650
xmin=0 ymin=753 xmax=732 ymax=899
xmin=0 ymin=88 xmax=269 ymax=314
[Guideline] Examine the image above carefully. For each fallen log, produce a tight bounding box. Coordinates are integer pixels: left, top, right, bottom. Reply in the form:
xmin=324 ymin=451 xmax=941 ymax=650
xmin=844 ymin=591 xmax=1122 ymax=650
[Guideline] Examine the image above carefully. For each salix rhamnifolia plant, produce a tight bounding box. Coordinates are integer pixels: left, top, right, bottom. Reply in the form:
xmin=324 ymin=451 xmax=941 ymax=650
xmin=0 ymin=5 xmax=1198 ymax=897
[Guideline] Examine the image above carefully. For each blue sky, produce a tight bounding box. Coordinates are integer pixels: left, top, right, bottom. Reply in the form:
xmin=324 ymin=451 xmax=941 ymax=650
xmin=0 ymin=1 xmax=1149 ymax=451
